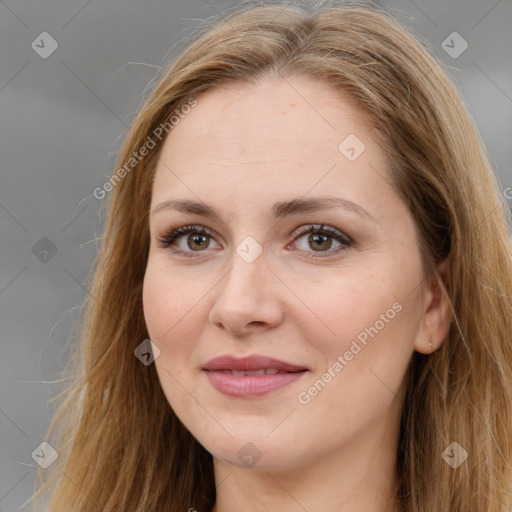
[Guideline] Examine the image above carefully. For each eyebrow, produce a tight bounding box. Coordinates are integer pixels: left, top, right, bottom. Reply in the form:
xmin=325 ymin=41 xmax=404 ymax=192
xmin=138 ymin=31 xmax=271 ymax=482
xmin=152 ymin=196 xmax=379 ymax=224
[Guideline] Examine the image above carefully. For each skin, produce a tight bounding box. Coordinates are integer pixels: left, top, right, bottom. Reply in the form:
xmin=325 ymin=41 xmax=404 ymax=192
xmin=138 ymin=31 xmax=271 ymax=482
xmin=142 ymin=75 xmax=451 ymax=512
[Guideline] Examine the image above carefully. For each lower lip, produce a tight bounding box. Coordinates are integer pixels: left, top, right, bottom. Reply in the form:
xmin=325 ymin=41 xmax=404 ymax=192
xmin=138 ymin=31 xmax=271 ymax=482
xmin=204 ymin=370 xmax=307 ymax=397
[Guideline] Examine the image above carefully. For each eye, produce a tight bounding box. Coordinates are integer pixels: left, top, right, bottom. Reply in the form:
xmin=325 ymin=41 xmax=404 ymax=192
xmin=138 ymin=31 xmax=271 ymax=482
xmin=156 ymin=224 xmax=220 ymax=257
xmin=289 ymin=224 xmax=352 ymax=258
xmin=156 ymin=223 xmax=352 ymax=259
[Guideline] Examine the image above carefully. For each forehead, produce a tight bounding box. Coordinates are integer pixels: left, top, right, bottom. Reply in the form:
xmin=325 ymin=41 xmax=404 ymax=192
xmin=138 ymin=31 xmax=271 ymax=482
xmin=164 ymin=77 xmax=369 ymax=156
xmin=151 ymin=76 xmax=389 ymax=207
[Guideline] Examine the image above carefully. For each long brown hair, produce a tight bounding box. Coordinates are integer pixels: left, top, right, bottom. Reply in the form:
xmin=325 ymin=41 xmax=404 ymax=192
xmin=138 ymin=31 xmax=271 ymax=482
xmin=32 ymin=2 xmax=512 ymax=510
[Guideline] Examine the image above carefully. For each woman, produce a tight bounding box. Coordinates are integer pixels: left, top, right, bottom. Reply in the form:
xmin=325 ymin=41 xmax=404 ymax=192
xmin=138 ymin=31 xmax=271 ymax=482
xmin=33 ymin=2 xmax=512 ymax=511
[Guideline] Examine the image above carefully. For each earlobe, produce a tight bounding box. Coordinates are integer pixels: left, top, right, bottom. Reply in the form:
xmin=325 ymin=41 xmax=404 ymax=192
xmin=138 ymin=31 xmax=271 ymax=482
xmin=414 ymin=259 xmax=452 ymax=354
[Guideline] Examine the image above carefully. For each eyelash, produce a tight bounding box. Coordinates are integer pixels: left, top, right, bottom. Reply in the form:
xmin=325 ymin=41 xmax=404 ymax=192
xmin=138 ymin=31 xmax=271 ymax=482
xmin=156 ymin=223 xmax=353 ymax=259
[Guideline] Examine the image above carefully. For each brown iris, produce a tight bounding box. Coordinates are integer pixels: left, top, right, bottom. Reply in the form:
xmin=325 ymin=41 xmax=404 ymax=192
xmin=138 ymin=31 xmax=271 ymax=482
xmin=309 ymin=233 xmax=332 ymax=251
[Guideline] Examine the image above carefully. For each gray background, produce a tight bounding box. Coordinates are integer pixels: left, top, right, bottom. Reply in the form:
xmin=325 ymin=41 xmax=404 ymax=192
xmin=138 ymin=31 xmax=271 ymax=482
xmin=1 ymin=0 xmax=511 ymax=510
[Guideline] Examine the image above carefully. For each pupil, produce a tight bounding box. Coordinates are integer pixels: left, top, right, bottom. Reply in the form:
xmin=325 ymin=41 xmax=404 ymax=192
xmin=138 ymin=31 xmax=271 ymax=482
xmin=309 ymin=233 xmax=331 ymax=251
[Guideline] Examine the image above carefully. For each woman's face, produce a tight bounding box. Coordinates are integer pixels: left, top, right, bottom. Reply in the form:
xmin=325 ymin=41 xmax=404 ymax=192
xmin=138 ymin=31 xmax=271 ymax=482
xmin=143 ymin=76 xmax=436 ymax=472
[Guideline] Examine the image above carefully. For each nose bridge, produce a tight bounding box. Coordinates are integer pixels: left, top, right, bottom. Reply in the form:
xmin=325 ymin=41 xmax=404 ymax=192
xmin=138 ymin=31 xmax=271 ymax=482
xmin=209 ymin=240 xmax=283 ymax=332
xmin=218 ymin=242 xmax=269 ymax=305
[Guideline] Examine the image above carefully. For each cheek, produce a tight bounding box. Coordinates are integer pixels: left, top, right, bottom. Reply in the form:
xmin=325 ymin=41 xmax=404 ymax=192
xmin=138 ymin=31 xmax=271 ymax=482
xmin=142 ymin=263 xmax=207 ymax=413
xmin=283 ymin=262 xmax=403 ymax=357
xmin=294 ymin=290 xmax=417 ymax=442
xmin=289 ymin=261 xmax=420 ymax=400
xmin=142 ymin=261 xmax=205 ymax=360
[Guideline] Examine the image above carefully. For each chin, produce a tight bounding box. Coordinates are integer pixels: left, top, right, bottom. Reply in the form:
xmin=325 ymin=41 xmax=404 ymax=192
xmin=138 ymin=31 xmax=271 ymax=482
xmin=191 ymin=428 xmax=302 ymax=471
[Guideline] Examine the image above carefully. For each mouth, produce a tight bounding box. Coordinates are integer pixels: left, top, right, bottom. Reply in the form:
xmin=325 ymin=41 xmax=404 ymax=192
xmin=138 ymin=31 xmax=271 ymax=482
xmin=202 ymin=354 xmax=309 ymax=373
xmin=210 ymin=368 xmax=305 ymax=376
xmin=202 ymin=354 xmax=309 ymax=397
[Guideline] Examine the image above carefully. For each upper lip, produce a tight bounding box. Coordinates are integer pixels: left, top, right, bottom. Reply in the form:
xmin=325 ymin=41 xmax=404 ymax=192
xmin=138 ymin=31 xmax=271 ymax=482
xmin=202 ymin=355 xmax=308 ymax=372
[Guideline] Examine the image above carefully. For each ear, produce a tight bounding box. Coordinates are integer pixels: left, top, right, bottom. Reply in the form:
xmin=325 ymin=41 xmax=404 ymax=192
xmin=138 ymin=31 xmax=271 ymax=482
xmin=414 ymin=259 xmax=452 ymax=354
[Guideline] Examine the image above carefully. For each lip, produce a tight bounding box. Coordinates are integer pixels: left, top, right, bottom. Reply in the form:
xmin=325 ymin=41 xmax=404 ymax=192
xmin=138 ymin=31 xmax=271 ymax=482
xmin=202 ymin=355 xmax=308 ymax=372
xmin=202 ymin=355 xmax=309 ymax=397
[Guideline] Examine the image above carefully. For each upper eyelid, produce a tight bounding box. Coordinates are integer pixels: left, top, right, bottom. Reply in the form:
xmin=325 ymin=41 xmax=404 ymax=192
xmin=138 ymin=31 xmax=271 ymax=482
xmin=157 ymin=223 xmax=345 ymax=238
xmin=293 ymin=223 xmax=352 ymax=241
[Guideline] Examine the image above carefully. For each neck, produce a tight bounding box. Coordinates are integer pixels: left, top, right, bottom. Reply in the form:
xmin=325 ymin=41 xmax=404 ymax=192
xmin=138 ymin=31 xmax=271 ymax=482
xmin=210 ymin=416 xmax=402 ymax=512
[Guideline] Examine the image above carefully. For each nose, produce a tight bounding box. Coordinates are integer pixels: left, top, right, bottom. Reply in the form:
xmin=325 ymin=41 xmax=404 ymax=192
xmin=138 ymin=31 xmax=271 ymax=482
xmin=208 ymin=246 xmax=284 ymax=336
